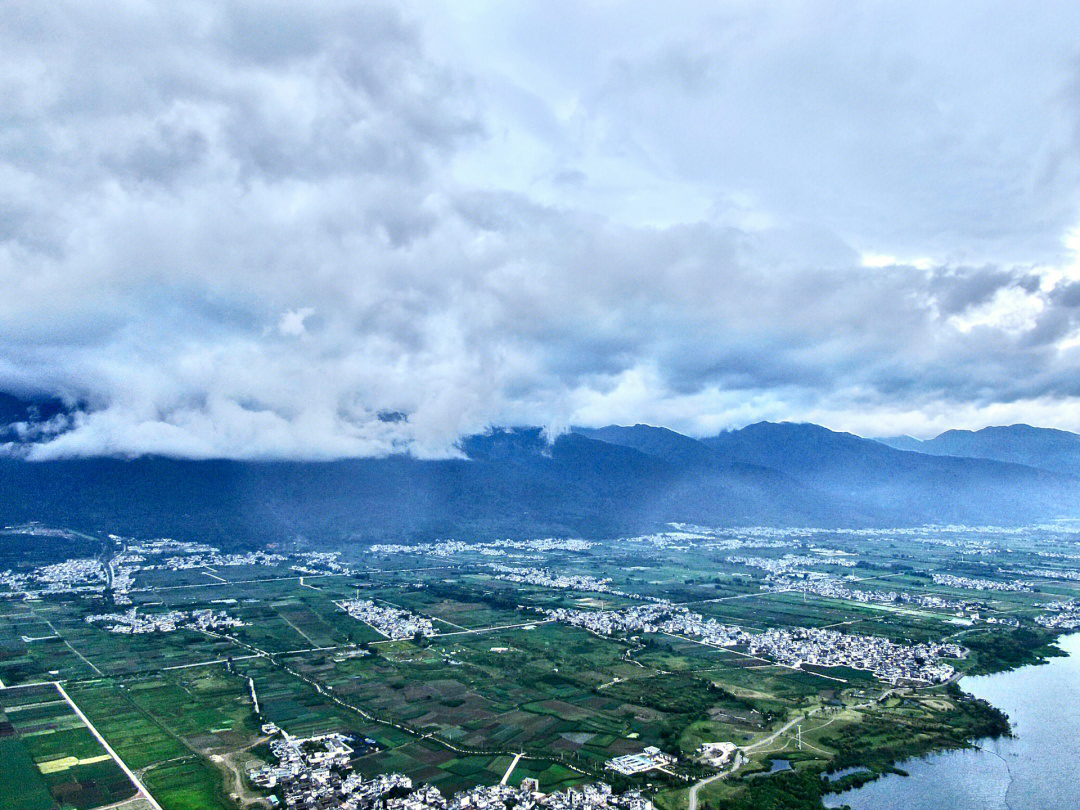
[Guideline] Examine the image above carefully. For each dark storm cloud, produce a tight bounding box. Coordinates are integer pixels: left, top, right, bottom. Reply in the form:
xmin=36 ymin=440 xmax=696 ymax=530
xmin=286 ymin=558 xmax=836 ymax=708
xmin=3 ymin=0 xmax=1080 ymax=458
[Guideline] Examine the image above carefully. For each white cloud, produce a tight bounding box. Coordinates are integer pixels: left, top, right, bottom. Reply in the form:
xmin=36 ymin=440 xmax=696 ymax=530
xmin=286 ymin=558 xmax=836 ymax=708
xmin=3 ymin=1 xmax=1080 ymax=459
xmin=279 ymin=307 xmax=315 ymax=337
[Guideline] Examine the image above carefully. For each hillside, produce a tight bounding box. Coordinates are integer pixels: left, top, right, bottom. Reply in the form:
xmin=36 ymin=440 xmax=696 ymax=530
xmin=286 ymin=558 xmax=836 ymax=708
xmin=876 ymin=424 xmax=1080 ymax=476
xmin=2 ymin=406 xmax=1078 ymax=544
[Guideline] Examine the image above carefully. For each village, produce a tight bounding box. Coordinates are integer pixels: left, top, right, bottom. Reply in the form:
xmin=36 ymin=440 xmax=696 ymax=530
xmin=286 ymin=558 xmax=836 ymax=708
xmin=84 ymin=606 xmax=247 ymax=634
xmin=489 ymin=565 xmax=616 ymax=594
xmin=337 ymin=598 xmax=436 ymax=640
xmin=747 ymin=627 xmax=965 ymax=684
xmin=930 ymin=573 xmax=1033 ymax=592
xmin=1 ymin=557 xmax=108 ymax=597
xmin=725 ymin=554 xmax=858 ymax=575
xmin=762 ymin=572 xmax=983 ymax=614
xmin=543 ymin=602 xmax=965 ymax=683
xmin=368 ymin=538 xmax=596 ymax=558
xmin=1035 ymin=600 xmax=1080 ymax=630
xmin=249 ymin=725 xmax=657 ymax=810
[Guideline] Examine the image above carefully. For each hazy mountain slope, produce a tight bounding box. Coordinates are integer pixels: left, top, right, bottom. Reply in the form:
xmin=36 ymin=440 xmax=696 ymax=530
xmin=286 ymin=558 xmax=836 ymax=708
xmin=3 ymin=406 xmax=1079 ymax=545
xmin=574 ymin=424 xmax=722 ymax=467
xmin=700 ymin=421 xmax=1077 ymax=526
xmin=0 ymin=429 xmax=833 ymax=546
xmin=877 ymin=424 xmax=1080 ymax=476
xmin=875 ymin=435 xmax=925 ymax=452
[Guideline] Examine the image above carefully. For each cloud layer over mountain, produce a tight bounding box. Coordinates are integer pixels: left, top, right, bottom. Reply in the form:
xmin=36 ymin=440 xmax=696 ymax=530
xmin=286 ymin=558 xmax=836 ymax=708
xmin=5 ymin=1 xmax=1080 ymax=459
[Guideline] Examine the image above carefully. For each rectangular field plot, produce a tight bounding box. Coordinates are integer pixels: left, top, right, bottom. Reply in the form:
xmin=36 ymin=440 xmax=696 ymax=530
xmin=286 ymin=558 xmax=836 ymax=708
xmin=227 ymin=596 xmax=382 ymax=652
xmin=139 ymin=756 xmax=231 ymax=810
xmin=0 ymin=611 xmax=102 ymax=686
xmin=65 ymin=680 xmax=238 ymax=810
xmin=0 ymin=683 xmax=138 ymax=810
xmin=65 ymin=682 xmax=191 ymax=770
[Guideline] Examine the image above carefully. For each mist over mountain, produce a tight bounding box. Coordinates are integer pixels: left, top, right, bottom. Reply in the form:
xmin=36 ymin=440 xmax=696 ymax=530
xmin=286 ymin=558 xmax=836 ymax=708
xmin=3 ymin=393 xmax=1078 ymax=545
xmin=0 ymin=393 xmax=73 ymax=442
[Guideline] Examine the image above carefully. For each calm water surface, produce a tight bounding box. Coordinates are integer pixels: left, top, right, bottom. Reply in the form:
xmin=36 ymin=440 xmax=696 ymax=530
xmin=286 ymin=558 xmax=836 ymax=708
xmin=824 ymin=632 xmax=1080 ymax=810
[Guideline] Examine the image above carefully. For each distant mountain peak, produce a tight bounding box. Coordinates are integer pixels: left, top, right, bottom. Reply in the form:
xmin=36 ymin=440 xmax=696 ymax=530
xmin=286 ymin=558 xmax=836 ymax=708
xmin=877 ymin=423 xmax=1080 ymax=476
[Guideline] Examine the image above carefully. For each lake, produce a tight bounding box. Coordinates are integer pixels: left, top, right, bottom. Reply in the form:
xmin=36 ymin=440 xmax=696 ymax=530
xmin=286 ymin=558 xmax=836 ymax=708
xmin=825 ymin=632 xmax=1080 ymax=810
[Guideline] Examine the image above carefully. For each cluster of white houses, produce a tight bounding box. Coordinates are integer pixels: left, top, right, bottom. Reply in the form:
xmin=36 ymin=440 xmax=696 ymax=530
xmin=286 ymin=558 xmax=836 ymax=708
xmin=544 ymin=602 xmax=965 ymax=684
xmin=248 ymin=727 xmax=655 ymax=810
xmin=1 ymin=558 xmax=107 ymax=597
xmin=763 ymin=573 xmax=980 ymax=614
xmin=2 ymin=538 xmax=358 ymax=604
xmin=726 ymin=554 xmax=857 ymax=575
xmin=747 ymin=627 xmax=965 ymax=684
xmin=1024 ymin=567 xmax=1080 ymax=582
xmin=338 ymin=598 xmax=436 ymax=640
xmin=369 ymin=538 xmax=596 ymax=558
xmin=161 ymin=549 xmax=288 ymax=570
xmin=543 ymin=603 xmax=748 ymax=648
xmin=1036 ymin=601 xmax=1080 ymax=630
xmin=490 ymin=565 xmax=614 ymax=594
xmin=930 ymin=573 xmax=1032 ymax=592
xmin=85 ymin=606 xmax=246 ymax=634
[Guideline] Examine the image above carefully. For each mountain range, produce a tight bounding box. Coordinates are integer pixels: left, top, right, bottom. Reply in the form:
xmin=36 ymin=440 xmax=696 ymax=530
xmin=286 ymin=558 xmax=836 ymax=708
xmin=876 ymin=425 xmax=1080 ymax=477
xmin=1 ymin=394 xmax=1078 ymax=545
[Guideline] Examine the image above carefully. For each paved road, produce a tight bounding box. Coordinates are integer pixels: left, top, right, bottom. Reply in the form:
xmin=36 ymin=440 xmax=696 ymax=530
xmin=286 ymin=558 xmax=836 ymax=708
xmin=686 ymin=711 xmax=816 ymax=810
xmin=686 ymin=685 xmax=903 ymax=810
xmin=53 ymin=681 xmax=165 ymax=810
xmin=687 ymin=755 xmax=743 ymax=810
xmin=500 ymin=752 xmax=524 ymax=785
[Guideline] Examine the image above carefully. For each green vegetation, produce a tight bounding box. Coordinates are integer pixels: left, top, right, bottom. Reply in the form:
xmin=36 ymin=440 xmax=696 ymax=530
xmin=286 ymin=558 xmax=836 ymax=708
xmin=0 ymin=736 xmax=58 ymax=810
xmin=142 ymin=756 xmax=232 ymax=810
xmin=962 ymin=627 xmax=1066 ymax=674
xmin=2 ymin=525 xmax=1078 ymax=810
xmin=0 ymin=685 xmax=136 ymax=810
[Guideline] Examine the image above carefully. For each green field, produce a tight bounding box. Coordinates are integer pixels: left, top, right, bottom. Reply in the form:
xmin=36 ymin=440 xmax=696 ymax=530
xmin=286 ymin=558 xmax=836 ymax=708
xmin=2 ymin=526 xmax=1079 ymax=810
xmin=0 ymin=684 xmax=136 ymax=810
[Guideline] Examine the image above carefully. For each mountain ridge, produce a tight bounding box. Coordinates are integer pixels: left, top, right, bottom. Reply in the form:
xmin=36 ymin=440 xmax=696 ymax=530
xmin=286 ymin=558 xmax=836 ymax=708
xmin=2 ymin=402 xmax=1079 ymax=544
xmin=875 ymin=423 xmax=1080 ymax=475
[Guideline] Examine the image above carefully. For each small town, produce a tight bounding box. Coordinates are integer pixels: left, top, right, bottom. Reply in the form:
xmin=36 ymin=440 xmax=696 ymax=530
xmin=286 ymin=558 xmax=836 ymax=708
xmin=1035 ymin=601 xmax=1080 ymax=630
xmin=544 ymin=602 xmax=965 ymax=683
xmin=762 ymin=573 xmax=983 ymax=615
xmin=725 ymin=554 xmax=858 ymax=575
xmin=368 ymin=538 xmax=596 ymax=558
xmin=746 ymin=627 xmax=965 ymax=684
xmin=1 ymin=557 xmax=108 ymax=597
xmin=490 ymin=565 xmax=615 ymax=594
xmin=543 ymin=603 xmax=748 ymax=648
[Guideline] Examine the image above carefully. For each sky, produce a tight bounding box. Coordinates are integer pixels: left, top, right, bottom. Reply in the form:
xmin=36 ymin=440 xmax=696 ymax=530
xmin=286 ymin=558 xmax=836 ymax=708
xmin=4 ymin=0 xmax=1080 ymax=459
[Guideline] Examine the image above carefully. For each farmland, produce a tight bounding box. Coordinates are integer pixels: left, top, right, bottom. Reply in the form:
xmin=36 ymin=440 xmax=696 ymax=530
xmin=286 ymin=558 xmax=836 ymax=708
xmin=2 ymin=525 xmax=1079 ymax=809
xmin=0 ymin=683 xmax=138 ymax=810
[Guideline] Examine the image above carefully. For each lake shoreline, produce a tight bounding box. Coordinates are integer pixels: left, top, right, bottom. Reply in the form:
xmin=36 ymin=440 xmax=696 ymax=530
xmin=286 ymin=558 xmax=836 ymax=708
xmin=823 ymin=631 xmax=1080 ymax=810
